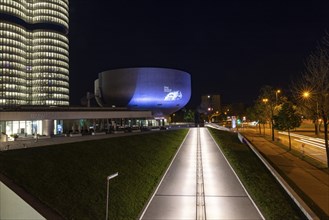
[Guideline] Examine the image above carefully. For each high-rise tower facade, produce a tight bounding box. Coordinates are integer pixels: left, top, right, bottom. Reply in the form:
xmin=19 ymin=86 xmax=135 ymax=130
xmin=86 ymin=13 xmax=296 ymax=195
xmin=0 ymin=0 xmax=69 ymax=107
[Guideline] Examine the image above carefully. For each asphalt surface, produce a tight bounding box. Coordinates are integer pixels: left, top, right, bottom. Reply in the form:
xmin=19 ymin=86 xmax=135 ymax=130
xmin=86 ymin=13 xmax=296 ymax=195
xmin=277 ymin=131 xmax=327 ymax=164
xmin=139 ymin=127 xmax=264 ymax=220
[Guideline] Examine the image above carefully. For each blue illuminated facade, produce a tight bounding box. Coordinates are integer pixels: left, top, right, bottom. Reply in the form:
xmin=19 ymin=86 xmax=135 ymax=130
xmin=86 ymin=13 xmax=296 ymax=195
xmin=95 ymin=67 xmax=191 ymax=116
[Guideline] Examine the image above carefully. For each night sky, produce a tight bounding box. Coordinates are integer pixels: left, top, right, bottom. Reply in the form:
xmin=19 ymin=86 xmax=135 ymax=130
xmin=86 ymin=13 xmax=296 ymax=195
xmin=69 ymin=0 xmax=329 ymax=108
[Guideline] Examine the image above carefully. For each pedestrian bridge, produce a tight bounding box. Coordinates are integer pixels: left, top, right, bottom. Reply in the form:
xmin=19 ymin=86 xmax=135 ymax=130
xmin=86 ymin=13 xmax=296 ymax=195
xmin=139 ymin=127 xmax=264 ymax=219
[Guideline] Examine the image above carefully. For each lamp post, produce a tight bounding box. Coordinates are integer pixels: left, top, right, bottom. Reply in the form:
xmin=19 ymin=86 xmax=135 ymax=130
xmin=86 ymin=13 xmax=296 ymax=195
xmin=303 ymin=91 xmax=319 ymax=135
xmin=302 ymin=91 xmax=319 ymax=115
xmin=106 ymin=172 xmax=118 ymax=220
xmin=262 ymin=98 xmax=269 ymax=135
xmin=275 ymin=90 xmax=281 ymax=105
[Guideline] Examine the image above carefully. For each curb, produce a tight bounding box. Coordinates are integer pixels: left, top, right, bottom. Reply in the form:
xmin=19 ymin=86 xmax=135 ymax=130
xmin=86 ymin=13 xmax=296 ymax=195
xmin=237 ymin=132 xmax=319 ymax=220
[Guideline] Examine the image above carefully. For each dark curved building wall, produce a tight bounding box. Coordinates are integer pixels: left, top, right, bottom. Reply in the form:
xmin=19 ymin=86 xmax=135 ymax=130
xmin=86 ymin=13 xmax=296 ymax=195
xmin=0 ymin=0 xmax=69 ymax=107
xmin=95 ymin=68 xmax=191 ymax=116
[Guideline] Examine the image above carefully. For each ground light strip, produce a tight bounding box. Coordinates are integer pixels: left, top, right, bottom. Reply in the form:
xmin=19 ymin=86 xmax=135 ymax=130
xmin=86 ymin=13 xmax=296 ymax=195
xmin=196 ymin=127 xmax=206 ymax=219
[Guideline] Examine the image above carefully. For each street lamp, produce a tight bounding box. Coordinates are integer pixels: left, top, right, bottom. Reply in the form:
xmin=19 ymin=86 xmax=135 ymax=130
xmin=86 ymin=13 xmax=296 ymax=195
xmin=262 ymin=98 xmax=268 ymax=104
xmin=302 ymin=91 xmax=319 ymax=134
xmin=275 ymin=90 xmax=281 ymax=105
xmin=302 ymin=91 xmax=318 ymax=114
xmin=303 ymin=91 xmax=310 ymax=98
xmin=106 ymin=172 xmax=118 ymax=220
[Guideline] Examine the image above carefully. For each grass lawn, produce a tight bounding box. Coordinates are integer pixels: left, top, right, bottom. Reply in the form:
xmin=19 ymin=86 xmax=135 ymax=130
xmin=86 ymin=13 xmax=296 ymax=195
xmin=1 ymin=127 xmax=312 ymax=219
xmin=208 ymin=128 xmax=307 ymax=220
xmin=0 ymin=129 xmax=188 ymax=220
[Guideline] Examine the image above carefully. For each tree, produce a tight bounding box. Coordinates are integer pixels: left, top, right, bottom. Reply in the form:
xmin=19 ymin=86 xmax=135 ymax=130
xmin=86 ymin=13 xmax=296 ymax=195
xmin=246 ymin=105 xmax=259 ymax=132
xmin=259 ymin=85 xmax=279 ymax=141
xmin=273 ymin=102 xmax=302 ymax=150
xmin=246 ymin=101 xmax=267 ymax=134
xmin=184 ymin=109 xmax=195 ymax=122
xmin=292 ymin=34 xmax=329 ymax=167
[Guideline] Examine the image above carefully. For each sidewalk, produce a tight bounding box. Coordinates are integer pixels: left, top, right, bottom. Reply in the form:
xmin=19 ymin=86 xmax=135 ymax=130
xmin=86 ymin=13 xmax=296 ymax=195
xmin=0 ymin=131 xmax=144 ymax=151
xmin=241 ymin=130 xmax=329 ymax=218
xmin=140 ymin=127 xmax=263 ymax=219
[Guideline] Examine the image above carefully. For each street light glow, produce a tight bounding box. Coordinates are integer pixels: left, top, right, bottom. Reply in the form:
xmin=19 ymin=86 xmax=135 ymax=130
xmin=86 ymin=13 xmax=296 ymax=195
xmin=303 ymin=91 xmax=310 ymax=98
xmin=275 ymin=89 xmax=281 ymax=105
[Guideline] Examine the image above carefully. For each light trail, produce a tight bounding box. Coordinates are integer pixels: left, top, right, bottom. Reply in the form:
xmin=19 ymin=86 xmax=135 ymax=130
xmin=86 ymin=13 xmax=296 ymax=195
xmin=279 ymin=131 xmax=326 ymax=149
xmin=294 ymin=139 xmax=325 ymax=150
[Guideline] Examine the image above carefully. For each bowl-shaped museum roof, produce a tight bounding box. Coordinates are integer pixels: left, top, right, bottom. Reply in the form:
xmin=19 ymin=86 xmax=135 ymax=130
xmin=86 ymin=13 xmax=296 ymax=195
xmin=95 ymin=67 xmax=191 ymax=116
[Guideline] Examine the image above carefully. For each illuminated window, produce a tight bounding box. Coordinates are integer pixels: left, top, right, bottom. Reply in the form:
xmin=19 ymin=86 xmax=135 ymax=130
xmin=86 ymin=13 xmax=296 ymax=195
xmin=0 ymin=0 xmax=69 ymax=107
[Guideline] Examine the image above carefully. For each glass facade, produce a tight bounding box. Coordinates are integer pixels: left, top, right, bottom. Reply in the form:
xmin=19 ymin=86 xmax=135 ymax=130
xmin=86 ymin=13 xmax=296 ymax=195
xmin=0 ymin=0 xmax=69 ymax=107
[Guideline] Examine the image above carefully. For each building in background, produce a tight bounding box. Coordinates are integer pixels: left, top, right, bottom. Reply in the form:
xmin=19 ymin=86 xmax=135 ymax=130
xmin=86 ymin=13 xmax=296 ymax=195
xmin=0 ymin=0 xmax=69 ymax=107
xmin=0 ymin=0 xmax=71 ymax=137
xmin=0 ymin=3 xmax=185 ymax=139
xmin=200 ymin=94 xmax=221 ymax=114
xmin=94 ymin=67 xmax=191 ymax=117
xmin=196 ymin=94 xmax=221 ymax=123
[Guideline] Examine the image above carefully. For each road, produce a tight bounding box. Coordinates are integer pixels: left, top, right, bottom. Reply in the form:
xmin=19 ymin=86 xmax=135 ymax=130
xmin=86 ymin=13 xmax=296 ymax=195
xmin=277 ymin=131 xmax=327 ymax=164
xmin=238 ymin=126 xmax=327 ymax=165
xmin=139 ymin=127 xmax=263 ymax=220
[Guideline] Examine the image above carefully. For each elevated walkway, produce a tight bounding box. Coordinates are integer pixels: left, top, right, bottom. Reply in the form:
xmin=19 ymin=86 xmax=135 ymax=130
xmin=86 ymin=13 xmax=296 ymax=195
xmin=139 ymin=127 xmax=263 ymax=219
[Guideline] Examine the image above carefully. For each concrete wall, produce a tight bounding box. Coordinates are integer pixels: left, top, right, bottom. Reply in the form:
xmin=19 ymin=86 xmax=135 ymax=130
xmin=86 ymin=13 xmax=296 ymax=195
xmin=0 ymin=181 xmax=45 ymax=220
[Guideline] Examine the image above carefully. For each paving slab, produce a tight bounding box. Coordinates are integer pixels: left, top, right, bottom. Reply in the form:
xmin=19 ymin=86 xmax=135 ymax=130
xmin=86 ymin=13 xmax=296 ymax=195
xmin=140 ymin=127 xmax=263 ymax=220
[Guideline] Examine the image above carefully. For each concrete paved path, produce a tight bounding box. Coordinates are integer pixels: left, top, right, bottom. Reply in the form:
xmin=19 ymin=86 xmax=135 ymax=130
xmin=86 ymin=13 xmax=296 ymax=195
xmin=139 ymin=127 xmax=264 ymax=220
